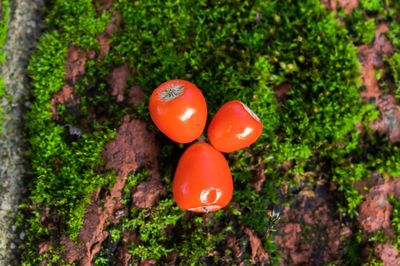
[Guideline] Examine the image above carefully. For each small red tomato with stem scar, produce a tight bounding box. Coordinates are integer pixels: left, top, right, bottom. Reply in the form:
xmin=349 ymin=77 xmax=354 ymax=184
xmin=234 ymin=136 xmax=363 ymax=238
xmin=149 ymin=80 xmax=207 ymax=143
xmin=172 ymin=142 xmax=233 ymax=212
xmin=208 ymin=100 xmax=263 ymax=153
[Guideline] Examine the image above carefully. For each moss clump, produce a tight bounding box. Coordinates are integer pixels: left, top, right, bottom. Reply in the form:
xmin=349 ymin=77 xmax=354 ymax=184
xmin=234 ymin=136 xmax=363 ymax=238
xmin=45 ymin=0 xmax=111 ymax=49
xmin=387 ymin=21 xmax=400 ymax=49
xmin=125 ymin=199 xmax=184 ymax=260
xmin=345 ymin=9 xmax=376 ymax=45
xmin=389 ymin=196 xmax=400 ymax=248
xmin=0 ymin=0 xmax=8 ymax=64
xmin=388 ymin=52 xmax=400 ymax=99
xmin=0 ymin=0 xmax=9 ymax=133
xmin=360 ymin=0 xmax=384 ymax=13
xmin=384 ymin=0 xmax=400 ymax=100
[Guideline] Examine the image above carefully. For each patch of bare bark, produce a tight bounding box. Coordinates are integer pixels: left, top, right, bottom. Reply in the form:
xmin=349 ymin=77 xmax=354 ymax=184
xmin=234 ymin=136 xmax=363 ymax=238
xmin=128 ymin=85 xmax=146 ymax=105
xmin=321 ymin=0 xmax=359 ymax=14
xmin=275 ymin=183 xmax=347 ymax=265
xmin=50 ymin=84 xmax=79 ymax=120
xmin=223 ymin=220 xmax=269 ymax=265
xmin=50 ymin=45 xmax=90 ymax=120
xmin=353 ymin=176 xmax=400 ymax=265
xmin=370 ymin=94 xmax=400 ymax=143
xmin=358 ymin=23 xmax=400 ymax=143
xmin=274 ymin=82 xmax=291 ymax=100
xmin=359 ymin=23 xmax=393 ymax=100
xmin=375 ymin=242 xmax=400 ymax=266
xmin=356 ymin=177 xmax=400 ymax=234
xmin=98 ymin=10 xmax=121 ymax=58
xmin=252 ymin=162 xmax=266 ymax=192
xmin=50 ymin=7 xmax=122 ymax=119
xmin=65 ymin=45 xmax=95 ymax=83
xmin=244 ymin=227 xmax=270 ymax=264
xmin=62 ymin=115 xmax=163 ymax=265
xmin=95 ymin=0 xmax=114 ymax=13
xmin=108 ymin=65 xmax=131 ymax=102
xmin=352 ymin=19 xmax=400 ymax=265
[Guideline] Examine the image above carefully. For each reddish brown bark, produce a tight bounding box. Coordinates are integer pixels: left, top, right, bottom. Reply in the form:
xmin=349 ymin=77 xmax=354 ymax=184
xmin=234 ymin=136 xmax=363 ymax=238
xmin=358 ymin=23 xmax=400 ymax=143
xmin=321 ymin=0 xmax=359 ymax=14
xmin=244 ymin=227 xmax=270 ymax=264
xmin=108 ymin=65 xmax=131 ymax=102
xmin=98 ymin=10 xmax=122 ymax=59
xmin=63 ymin=115 xmax=162 ymax=265
xmin=50 ymin=45 xmax=90 ymax=119
xmin=375 ymin=242 xmax=400 ymax=266
xmin=275 ymin=184 xmax=344 ymax=265
xmin=274 ymin=82 xmax=291 ymax=100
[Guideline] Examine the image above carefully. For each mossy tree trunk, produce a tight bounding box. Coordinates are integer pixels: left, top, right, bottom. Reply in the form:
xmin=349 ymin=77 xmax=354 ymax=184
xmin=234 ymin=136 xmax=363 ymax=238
xmin=2 ymin=0 xmax=400 ymax=265
xmin=0 ymin=0 xmax=43 ymax=264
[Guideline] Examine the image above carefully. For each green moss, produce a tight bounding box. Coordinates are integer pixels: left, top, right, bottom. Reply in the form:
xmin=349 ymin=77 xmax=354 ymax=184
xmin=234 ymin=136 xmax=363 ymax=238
xmin=0 ymin=0 xmax=8 ymax=63
xmin=360 ymin=0 xmax=384 ymax=12
xmin=123 ymin=199 xmax=184 ymax=261
xmin=121 ymin=170 xmax=148 ymax=205
xmin=45 ymin=0 xmax=110 ymax=49
xmin=385 ymin=1 xmax=400 ymax=99
xmin=334 ymin=163 xmax=368 ymax=218
xmin=364 ymin=259 xmax=384 ymax=266
xmin=0 ymin=0 xmax=9 ymax=133
xmin=342 ymin=230 xmax=365 ymax=265
xmin=0 ymin=79 xmax=4 ymax=131
xmin=387 ymin=21 xmax=400 ymax=49
xmin=20 ymin=245 xmax=71 ymax=266
xmin=389 ymin=195 xmax=400 ymax=249
xmin=388 ymin=52 xmax=400 ymax=100
xmin=346 ymin=10 xmax=376 ymax=45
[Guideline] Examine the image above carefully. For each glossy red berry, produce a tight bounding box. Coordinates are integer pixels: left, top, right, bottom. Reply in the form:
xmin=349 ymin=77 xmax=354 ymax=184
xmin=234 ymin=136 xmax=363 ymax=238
xmin=208 ymin=100 xmax=263 ymax=153
xmin=149 ymin=80 xmax=207 ymax=143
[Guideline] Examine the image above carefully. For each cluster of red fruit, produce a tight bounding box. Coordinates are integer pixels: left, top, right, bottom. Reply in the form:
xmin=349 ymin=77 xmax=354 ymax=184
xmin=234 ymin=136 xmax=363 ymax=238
xmin=149 ymin=80 xmax=263 ymax=213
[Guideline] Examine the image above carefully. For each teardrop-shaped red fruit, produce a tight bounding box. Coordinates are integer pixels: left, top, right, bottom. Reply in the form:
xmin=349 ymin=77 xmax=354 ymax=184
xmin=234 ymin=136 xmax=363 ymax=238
xmin=172 ymin=142 xmax=233 ymax=212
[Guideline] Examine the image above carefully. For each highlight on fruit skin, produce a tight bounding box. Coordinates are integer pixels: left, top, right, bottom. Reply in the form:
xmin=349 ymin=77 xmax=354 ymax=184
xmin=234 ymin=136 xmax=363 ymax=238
xmin=208 ymin=100 xmax=263 ymax=153
xmin=149 ymin=79 xmax=207 ymax=144
xmin=172 ymin=142 xmax=233 ymax=213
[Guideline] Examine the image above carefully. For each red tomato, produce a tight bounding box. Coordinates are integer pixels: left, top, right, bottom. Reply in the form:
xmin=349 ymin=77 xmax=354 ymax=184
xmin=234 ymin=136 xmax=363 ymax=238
xmin=208 ymin=100 xmax=263 ymax=153
xmin=149 ymin=80 xmax=207 ymax=143
xmin=172 ymin=142 xmax=233 ymax=212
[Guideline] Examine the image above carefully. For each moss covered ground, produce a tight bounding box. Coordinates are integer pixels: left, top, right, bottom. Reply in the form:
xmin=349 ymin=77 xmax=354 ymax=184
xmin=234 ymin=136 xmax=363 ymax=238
xmin=11 ymin=0 xmax=400 ymax=265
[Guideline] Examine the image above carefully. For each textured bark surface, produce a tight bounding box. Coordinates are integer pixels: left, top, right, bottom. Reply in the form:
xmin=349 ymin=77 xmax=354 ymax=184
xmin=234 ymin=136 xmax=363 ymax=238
xmin=61 ymin=116 xmax=161 ymax=265
xmin=0 ymin=0 xmax=44 ymax=264
xmin=275 ymin=184 xmax=345 ymax=265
